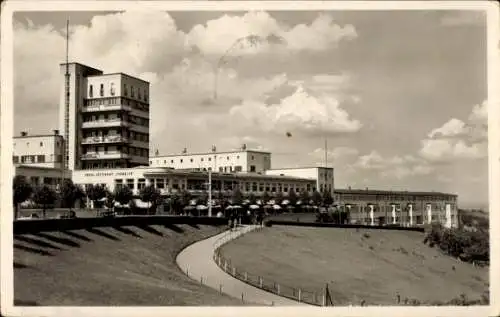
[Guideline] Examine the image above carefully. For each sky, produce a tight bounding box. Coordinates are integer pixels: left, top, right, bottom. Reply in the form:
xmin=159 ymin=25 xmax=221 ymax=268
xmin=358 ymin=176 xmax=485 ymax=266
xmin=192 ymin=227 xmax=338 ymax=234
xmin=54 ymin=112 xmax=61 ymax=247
xmin=12 ymin=9 xmax=489 ymax=208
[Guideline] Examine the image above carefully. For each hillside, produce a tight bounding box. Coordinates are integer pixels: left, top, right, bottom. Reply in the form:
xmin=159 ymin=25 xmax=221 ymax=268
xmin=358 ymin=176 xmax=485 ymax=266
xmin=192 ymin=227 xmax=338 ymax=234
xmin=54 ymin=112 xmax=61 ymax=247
xmin=219 ymin=226 xmax=489 ymax=305
xmin=14 ymin=224 xmax=244 ymax=306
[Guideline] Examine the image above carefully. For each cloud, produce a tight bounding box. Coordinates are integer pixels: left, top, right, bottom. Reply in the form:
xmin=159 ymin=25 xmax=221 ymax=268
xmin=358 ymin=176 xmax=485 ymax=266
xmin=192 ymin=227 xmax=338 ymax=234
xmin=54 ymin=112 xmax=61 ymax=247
xmin=308 ymin=146 xmax=359 ymax=163
xmin=187 ymin=11 xmax=357 ymax=56
xmin=229 ymin=85 xmax=362 ymax=137
xmin=351 ymin=150 xmax=434 ymax=179
xmin=419 ymin=100 xmax=488 ymax=162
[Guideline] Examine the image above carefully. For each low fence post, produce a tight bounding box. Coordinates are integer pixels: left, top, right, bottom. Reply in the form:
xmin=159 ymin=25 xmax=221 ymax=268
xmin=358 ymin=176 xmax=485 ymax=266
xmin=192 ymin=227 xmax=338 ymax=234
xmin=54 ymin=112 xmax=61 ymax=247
xmin=224 ymin=261 xmax=228 ymax=272
xmin=200 ymin=276 xmax=203 ymax=284
xmin=259 ymin=276 xmax=263 ymax=288
xmin=219 ymin=284 xmax=223 ymax=294
xmin=277 ymin=284 xmax=281 ymax=295
xmin=232 ymin=267 xmax=236 ymax=276
xmin=245 ymin=272 xmax=248 ymax=281
xmin=241 ymin=293 xmax=244 ymax=303
xmin=298 ymin=288 xmax=302 ymax=302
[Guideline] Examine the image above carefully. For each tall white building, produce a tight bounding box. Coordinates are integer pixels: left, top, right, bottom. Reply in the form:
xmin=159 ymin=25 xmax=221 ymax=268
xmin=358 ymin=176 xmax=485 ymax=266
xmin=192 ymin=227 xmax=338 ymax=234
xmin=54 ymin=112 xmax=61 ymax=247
xmin=13 ymin=130 xmax=64 ymax=169
xmin=59 ymin=62 xmax=150 ymax=171
xmin=150 ymin=148 xmax=272 ymax=174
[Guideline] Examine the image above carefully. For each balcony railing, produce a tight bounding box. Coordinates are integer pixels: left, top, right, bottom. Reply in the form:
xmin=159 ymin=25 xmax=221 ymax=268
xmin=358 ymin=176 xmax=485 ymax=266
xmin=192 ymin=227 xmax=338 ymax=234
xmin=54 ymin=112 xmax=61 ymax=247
xmin=80 ymin=152 xmax=131 ymax=160
xmin=82 ymin=136 xmax=129 ymax=144
xmin=82 ymin=104 xmax=132 ymax=113
xmin=82 ymin=119 xmax=129 ymax=129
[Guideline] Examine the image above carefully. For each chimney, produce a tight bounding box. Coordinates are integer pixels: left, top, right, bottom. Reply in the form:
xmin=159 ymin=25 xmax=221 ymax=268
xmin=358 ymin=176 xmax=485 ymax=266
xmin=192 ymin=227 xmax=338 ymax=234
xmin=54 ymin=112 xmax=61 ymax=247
xmin=242 ymin=143 xmax=247 ymax=150
xmin=53 ymin=129 xmax=59 ymax=135
xmin=348 ymin=186 xmax=351 ymax=190
xmin=20 ymin=131 xmax=27 ymax=137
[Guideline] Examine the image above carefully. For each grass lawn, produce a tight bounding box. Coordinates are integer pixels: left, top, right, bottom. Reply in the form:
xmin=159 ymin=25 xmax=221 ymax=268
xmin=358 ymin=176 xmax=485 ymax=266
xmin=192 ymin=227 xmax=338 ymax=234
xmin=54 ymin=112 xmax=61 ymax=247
xmin=219 ymin=226 xmax=489 ymax=306
xmin=14 ymin=224 xmax=245 ymax=306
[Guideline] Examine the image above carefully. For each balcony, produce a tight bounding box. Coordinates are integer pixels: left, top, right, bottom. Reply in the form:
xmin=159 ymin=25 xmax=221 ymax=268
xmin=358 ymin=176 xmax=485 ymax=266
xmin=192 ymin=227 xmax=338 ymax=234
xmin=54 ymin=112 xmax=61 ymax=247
xmin=82 ymin=104 xmax=132 ymax=113
xmin=82 ymin=136 xmax=129 ymax=145
xmin=82 ymin=119 xmax=129 ymax=129
xmin=81 ymin=152 xmax=131 ymax=160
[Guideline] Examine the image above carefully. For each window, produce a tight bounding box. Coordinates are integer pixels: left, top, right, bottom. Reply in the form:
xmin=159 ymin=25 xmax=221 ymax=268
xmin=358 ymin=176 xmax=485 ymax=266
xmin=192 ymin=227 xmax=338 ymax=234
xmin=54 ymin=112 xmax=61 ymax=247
xmin=234 ymin=165 xmax=242 ymax=172
xmin=201 ymin=158 xmax=204 ymax=162
xmin=219 ymin=167 xmax=223 ymax=172
xmin=40 ymin=142 xmax=43 ymax=147
xmin=227 ymin=156 xmax=230 ymax=160
xmin=138 ymin=178 xmax=146 ymax=190
xmin=190 ymin=158 xmax=193 ymax=162
xmin=13 ymin=156 xmax=19 ymax=163
xmin=110 ymin=83 xmax=115 ymax=96
xmin=180 ymin=159 xmax=183 ymax=163
xmin=251 ymin=155 xmax=255 ymax=160
xmin=131 ymin=86 xmax=135 ymax=98
xmin=100 ymin=84 xmax=104 ymax=96
xmin=171 ymin=160 xmax=174 ymax=163
xmin=89 ymin=85 xmax=93 ymax=97
xmin=126 ymin=179 xmax=134 ymax=190
xmin=37 ymin=155 xmax=45 ymax=163
xmin=115 ymin=179 xmax=123 ymax=190
xmin=144 ymin=89 xmax=148 ymax=102
xmin=250 ymin=165 xmax=256 ymax=172
xmin=138 ymin=88 xmax=142 ymax=100
xmin=156 ymin=179 xmax=165 ymax=189
xmin=208 ymin=157 xmax=212 ymax=161
xmin=124 ymin=84 xmax=128 ymax=96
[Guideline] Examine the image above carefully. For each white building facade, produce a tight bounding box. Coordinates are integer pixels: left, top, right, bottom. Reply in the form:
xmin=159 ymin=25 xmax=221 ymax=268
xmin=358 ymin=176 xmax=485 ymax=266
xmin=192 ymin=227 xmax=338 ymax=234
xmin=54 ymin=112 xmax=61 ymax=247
xmin=150 ymin=149 xmax=272 ymax=174
xmin=59 ymin=63 xmax=150 ymax=171
xmin=13 ymin=131 xmax=65 ymax=169
xmin=72 ymin=167 xmax=315 ymax=197
xmin=265 ymin=167 xmax=335 ymax=194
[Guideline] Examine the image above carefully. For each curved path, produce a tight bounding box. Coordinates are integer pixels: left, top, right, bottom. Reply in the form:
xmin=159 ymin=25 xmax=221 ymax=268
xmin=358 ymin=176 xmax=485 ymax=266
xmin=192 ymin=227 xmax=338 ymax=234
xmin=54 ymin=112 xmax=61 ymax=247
xmin=176 ymin=225 xmax=308 ymax=306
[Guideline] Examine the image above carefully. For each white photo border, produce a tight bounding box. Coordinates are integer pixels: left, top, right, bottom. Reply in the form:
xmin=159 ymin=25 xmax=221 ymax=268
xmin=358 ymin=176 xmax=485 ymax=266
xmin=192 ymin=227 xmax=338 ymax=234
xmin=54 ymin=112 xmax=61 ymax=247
xmin=1 ymin=1 xmax=498 ymax=317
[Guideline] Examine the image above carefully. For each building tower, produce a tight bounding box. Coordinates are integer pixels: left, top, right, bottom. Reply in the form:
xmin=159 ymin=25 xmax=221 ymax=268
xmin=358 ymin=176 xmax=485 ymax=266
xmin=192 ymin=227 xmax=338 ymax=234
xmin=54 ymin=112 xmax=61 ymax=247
xmin=59 ymin=63 xmax=150 ymax=170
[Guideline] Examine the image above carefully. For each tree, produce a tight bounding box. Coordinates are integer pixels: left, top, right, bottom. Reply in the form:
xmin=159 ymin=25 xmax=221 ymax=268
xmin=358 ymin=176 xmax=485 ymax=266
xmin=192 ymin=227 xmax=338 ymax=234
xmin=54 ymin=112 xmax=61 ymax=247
xmin=140 ymin=185 xmax=163 ymax=215
xmin=104 ymin=190 xmax=115 ymax=212
xmin=287 ymin=190 xmax=298 ymax=206
xmin=13 ymin=175 xmax=33 ymax=220
xmin=197 ymin=190 xmax=208 ymax=205
xmin=299 ymin=190 xmax=310 ymax=205
xmin=322 ymin=190 xmax=334 ymax=206
xmin=32 ymin=185 xmax=57 ymax=218
xmin=274 ymin=191 xmax=284 ymax=205
xmin=60 ymin=179 xmax=84 ymax=212
xmin=86 ymin=184 xmax=107 ymax=210
xmin=246 ymin=193 xmax=257 ymax=205
xmin=114 ymin=185 xmax=133 ymax=206
xmin=261 ymin=191 xmax=271 ymax=204
xmin=311 ymin=190 xmax=322 ymax=206
xmin=168 ymin=193 xmax=181 ymax=214
xmin=180 ymin=190 xmax=192 ymax=207
xmin=231 ymin=186 xmax=244 ymax=205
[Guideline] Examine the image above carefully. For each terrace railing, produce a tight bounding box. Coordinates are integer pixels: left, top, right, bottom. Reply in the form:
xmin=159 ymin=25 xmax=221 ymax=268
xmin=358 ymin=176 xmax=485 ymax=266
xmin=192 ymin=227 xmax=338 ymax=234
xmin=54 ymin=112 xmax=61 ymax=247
xmin=211 ymin=225 xmax=328 ymax=306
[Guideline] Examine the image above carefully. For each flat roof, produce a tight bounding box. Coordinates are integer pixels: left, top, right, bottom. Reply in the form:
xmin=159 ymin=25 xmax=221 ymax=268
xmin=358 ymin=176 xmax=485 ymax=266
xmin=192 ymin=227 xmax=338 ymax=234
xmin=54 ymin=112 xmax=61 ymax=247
xmin=59 ymin=62 xmax=103 ymax=74
xmin=143 ymin=170 xmax=314 ymax=182
xmin=87 ymin=72 xmax=150 ymax=85
xmin=153 ymin=149 xmax=272 ymax=158
xmin=334 ymin=188 xmax=457 ymax=197
xmin=267 ymin=166 xmax=333 ymax=171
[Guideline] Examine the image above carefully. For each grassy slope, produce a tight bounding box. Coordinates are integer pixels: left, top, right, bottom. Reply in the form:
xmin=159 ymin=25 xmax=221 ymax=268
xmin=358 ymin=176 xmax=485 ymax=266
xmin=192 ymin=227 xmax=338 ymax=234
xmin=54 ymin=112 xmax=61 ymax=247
xmin=220 ymin=226 xmax=489 ymax=305
xmin=14 ymin=224 xmax=244 ymax=306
